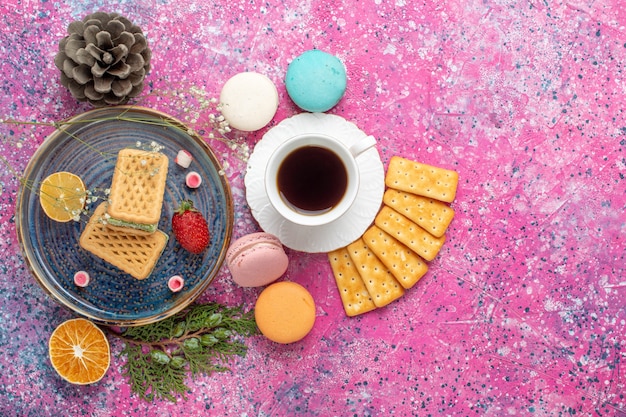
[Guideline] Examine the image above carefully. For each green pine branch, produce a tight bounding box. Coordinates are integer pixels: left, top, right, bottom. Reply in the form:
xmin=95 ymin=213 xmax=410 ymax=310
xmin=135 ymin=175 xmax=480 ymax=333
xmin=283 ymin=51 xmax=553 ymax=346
xmin=111 ymin=302 xmax=258 ymax=403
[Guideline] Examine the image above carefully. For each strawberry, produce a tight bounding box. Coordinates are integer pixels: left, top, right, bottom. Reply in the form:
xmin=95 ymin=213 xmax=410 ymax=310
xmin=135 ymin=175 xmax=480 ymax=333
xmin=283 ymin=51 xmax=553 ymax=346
xmin=171 ymin=200 xmax=210 ymax=254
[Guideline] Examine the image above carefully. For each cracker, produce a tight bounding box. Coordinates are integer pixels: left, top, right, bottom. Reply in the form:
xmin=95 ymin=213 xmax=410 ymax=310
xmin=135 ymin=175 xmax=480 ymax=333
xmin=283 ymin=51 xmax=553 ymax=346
xmin=385 ymin=156 xmax=458 ymax=203
xmin=79 ymin=203 xmax=168 ymax=280
xmin=346 ymin=238 xmax=405 ymax=308
xmin=362 ymin=225 xmax=428 ymax=289
xmin=106 ymin=148 xmax=169 ymax=230
xmin=328 ymin=248 xmax=377 ymax=317
xmin=375 ymin=206 xmax=445 ymax=261
xmin=328 ymin=248 xmax=376 ymax=317
xmin=383 ymin=189 xmax=454 ymax=237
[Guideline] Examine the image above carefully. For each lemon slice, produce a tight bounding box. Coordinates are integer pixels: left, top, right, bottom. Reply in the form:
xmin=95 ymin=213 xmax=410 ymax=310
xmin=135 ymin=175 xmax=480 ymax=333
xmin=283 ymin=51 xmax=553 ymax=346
xmin=39 ymin=171 xmax=86 ymax=222
xmin=48 ymin=318 xmax=110 ymax=385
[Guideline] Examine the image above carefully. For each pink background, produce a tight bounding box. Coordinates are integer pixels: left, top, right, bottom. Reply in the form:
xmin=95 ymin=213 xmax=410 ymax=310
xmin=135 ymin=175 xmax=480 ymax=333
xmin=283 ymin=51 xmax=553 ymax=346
xmin=1 ymin=0 xmax=625 ymax=415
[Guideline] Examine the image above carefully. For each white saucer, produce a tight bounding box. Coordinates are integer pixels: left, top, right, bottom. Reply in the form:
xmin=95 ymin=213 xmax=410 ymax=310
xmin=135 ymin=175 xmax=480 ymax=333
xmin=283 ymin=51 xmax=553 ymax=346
xmin=245 ymin=113 xmax=384 ymax=253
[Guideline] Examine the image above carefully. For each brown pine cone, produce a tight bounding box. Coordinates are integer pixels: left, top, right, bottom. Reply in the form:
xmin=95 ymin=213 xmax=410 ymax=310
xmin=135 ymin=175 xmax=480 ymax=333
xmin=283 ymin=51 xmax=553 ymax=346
xmin=54 ymin=11 xmax=152 ymax=106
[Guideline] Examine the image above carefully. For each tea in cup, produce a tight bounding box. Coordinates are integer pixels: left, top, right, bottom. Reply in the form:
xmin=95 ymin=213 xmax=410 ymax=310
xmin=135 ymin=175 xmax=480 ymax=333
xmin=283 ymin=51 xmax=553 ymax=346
xmin=265 ymin=133 xmax=376 ymax=226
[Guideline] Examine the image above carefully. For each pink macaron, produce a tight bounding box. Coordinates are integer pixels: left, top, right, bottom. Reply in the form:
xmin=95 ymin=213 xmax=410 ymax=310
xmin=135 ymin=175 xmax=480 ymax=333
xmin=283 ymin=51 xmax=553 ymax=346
xmin=226 ymin=232 xmax=289 ymax=287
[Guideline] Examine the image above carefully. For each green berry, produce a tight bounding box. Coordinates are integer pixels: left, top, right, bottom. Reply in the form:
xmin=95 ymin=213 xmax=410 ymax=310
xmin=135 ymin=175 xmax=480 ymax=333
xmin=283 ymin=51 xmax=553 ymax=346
xmin=213 ymin=328 xmax=232 ymax=340
xmin=183 ymin=337 xmax=200 ymax=350
xmin=200 ymin=334 xmax=219 ymax=346
xmin=205 ymin=313 xmax=223 ymax=328
xmin=172 ymin=322 xmax=186 ymax=338
xmin=150 ymin=350 xmax=170 ymax=365
xmin=169 ymin=356 xmax=186 ymax=369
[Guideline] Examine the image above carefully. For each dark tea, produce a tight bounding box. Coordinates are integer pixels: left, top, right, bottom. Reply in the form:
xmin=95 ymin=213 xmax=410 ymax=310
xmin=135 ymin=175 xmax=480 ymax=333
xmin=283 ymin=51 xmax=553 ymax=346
xmin=277 ymin=145 xmax=348 ymax=213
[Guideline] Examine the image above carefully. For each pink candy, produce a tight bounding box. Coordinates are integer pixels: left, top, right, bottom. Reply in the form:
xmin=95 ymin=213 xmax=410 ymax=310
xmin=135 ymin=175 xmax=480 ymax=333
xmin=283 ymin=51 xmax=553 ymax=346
xmin=175 ymin=150 xmax=193 ymax=168
xmin=73 ymin=271 xmax=90 ymax=287
xmin=185 ymin=171 xmax=202 ymax=188
xmin=175 ymin=149 xmax=202 ymax=188
xmin=168 ymin=275 xmax=185 ymax=292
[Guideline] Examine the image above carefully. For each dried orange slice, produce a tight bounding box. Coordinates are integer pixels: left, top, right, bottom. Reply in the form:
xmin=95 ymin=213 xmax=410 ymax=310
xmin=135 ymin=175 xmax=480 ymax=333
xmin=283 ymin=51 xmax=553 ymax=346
xmin=39 ymin=171 xmax=86 ymax=222
xmin=48 ymin=318 xmax=110 ymax=385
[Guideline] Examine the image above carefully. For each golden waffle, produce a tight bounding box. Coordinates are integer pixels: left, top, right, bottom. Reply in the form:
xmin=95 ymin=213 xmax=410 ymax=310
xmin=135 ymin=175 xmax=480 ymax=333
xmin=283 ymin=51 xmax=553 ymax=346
xmin=106 ymin=148 xmax=169 ymax=232
xmin=79 ymin=203 xmax=168 ymax=280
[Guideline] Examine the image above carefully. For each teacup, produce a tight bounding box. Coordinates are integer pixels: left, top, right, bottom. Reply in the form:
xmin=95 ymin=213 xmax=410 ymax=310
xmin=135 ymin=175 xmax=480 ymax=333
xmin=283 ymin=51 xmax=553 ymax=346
xmin=265 ymin=133 xmax=376 ymax=226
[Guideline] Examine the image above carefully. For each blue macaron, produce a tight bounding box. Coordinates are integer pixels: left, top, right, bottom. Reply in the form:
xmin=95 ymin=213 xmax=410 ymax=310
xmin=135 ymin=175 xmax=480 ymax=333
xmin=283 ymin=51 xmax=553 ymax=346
xmin=285 ymin=50 xmax=347 ymax=112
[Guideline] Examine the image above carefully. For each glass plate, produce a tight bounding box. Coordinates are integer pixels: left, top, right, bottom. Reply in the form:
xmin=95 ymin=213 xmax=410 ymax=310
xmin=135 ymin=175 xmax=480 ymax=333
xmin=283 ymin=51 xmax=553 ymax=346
xmin=15 ymin=106 xmax=233 ymax=326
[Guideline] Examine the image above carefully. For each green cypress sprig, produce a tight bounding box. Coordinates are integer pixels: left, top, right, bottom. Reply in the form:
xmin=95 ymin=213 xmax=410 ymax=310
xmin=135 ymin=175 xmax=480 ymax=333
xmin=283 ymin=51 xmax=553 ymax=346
xmin=112 ymin=302 xmax=258 ymax=403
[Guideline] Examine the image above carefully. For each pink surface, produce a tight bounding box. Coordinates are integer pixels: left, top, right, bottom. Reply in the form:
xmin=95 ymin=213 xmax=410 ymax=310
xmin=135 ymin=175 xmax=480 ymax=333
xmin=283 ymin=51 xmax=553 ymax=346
xmin=0 ymin=0 xmax=624 ymax=416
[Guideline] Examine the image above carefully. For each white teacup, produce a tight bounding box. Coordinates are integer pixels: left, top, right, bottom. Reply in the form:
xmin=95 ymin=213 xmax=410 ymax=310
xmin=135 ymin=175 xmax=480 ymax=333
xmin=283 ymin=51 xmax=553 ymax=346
xmin=265 ymin=133 xmax=376 ymax=226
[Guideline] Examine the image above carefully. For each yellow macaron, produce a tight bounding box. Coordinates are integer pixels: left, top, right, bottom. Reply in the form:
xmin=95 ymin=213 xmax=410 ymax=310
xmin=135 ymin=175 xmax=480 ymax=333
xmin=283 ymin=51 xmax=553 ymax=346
xmin=254 ymin=281 xmax=316 ymax=344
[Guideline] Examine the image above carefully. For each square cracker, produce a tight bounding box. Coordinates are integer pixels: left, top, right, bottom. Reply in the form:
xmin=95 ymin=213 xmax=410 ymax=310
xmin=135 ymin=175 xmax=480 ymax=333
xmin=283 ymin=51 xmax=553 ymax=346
xmin=375 ymin=206 xmax=445 ymax=262
xmin=362 ymin=225 xmax=428 ymax=289
xmin=328 ymin=248 xmax=377 ymax=317
xmin=385 ymin=156 xmax=459 ymax=203
xmin=346 ymin=238 xmax=405 ymax=308
xmin=383 ymin=189 xmax=454 ymax=238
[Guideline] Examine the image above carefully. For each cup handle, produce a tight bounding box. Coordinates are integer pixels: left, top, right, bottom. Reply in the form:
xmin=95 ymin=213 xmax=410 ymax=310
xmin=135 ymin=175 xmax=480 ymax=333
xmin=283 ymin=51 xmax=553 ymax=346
xmin=349 ymin=135 xmax=377 ymax=157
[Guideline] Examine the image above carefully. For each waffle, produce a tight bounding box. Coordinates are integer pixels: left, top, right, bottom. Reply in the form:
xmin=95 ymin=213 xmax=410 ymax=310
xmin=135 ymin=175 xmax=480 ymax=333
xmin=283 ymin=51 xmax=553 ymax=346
xmin=106 ymin=148 xmax=169 ymax=234
xmin=79 ymin=203 xmax=169 ymax=280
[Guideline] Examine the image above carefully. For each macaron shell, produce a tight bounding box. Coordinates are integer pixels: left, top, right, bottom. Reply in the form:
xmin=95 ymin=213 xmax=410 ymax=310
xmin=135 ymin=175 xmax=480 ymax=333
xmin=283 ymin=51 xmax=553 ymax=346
xmin=255 ymin=281 xmax=316 ymax=344
xmin=285 ymin=50 xmax=347 ymax=112
xmin=219 ymin=72 xmax=279 ymax=131
xmin=226 ymin=233 xmax=288 ymax=287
